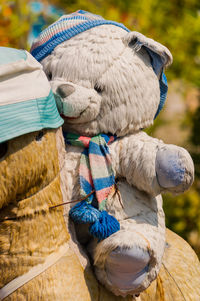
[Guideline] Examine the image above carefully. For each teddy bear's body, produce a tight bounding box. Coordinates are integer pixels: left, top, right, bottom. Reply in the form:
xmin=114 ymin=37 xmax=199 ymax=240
xmin=32 ymin=13 xmax=195 ymax=296
xmin=63 ymin=134 xmax=166 ymax=296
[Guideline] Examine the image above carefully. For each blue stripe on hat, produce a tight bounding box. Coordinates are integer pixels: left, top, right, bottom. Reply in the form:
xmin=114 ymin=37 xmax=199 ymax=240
xmin=31 ymin=20 xmax=129 ymax=62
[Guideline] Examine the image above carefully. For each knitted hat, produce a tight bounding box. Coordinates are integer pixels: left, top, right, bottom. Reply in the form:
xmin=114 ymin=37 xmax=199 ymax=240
xmin=30 ymin=10 xmax=129 ymax=62
xmin=31 ymin=10 xmax=168 ymax=117
xmin=0 ymin=47 xmax=63 ymax=143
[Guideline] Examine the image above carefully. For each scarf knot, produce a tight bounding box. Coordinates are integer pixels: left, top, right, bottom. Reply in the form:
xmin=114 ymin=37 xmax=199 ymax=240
xmin=63 ymin=132 xmax=120 ymax=240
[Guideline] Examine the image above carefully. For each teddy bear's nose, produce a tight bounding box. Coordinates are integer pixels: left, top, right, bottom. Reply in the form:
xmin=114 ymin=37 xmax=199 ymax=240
xmin=56 ymin=84 xmax=75 ymax=98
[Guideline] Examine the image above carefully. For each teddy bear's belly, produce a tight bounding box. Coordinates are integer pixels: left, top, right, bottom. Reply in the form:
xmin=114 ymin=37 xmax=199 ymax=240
xmin=106 ymin=179 xmax=166 ymax=260
xmin=63 ymin=148 xmax=166 ymax=248
xmin=107 ymin=179 xmax=165 ymax=226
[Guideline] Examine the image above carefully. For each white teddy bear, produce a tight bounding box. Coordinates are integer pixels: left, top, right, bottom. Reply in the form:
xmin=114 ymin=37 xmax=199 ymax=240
xmin=31 ymin=10 xmax=194 ymax=297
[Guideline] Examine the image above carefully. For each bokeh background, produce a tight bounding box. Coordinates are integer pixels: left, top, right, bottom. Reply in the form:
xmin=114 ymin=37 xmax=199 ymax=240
xmin=1 ymin=0 xmax=200 ymax=257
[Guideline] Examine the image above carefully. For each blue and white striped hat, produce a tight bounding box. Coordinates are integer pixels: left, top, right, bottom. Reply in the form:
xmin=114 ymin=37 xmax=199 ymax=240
xmin=31 ymin=10 xmax=169 ymax=118
xmin=0 ymin=47 xmax=63 ymax=143
xmin=30 ymin=10 xmax=129 ymax=62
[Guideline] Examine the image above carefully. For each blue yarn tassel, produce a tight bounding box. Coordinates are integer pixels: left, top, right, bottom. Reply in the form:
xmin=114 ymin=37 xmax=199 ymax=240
xmin=89 ymin=211 xmax=120 ymax=241
xmin=69 ymin=201 xmax=101 ymax=223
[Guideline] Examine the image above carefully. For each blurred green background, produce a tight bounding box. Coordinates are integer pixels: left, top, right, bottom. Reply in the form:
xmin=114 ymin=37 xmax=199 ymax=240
xmin=1 ymin=0 xmax=200 ymax=257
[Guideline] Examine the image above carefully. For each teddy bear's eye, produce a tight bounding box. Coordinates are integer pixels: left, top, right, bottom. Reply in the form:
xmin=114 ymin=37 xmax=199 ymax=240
xmin=94 ymin=84 xmax=103 ymax=94
xmin=0 ymin=141 xmax=8 ymax=160
xmin=35 ymin=131 xmax=44 ymax=142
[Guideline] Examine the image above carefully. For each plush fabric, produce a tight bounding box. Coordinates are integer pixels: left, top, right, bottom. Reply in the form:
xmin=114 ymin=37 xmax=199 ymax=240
xmin=0 ymin=128 xmax=130 ymax=301
xmin=41 ymin=26 xmax=167 ymax=134
xmin=1 ymin=130 xmax=199 ymax=300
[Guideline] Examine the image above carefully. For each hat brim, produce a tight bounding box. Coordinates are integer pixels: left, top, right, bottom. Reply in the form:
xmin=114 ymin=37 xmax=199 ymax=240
xmin=0 ymin=90 xmax=63 ymax=143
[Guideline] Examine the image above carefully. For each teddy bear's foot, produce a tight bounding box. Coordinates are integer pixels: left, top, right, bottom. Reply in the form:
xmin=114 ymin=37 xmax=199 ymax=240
xmin=91 ymin=228 xmax=160 ymax=297
xmin=155 ymin=145 xmax=194 ymax=193
xmin=105 ymin=246 xmax=150 ymax=293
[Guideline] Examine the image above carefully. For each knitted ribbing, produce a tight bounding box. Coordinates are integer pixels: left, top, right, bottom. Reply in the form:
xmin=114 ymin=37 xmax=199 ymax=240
xmin=31 ymin=10 xmax=129 ymax=62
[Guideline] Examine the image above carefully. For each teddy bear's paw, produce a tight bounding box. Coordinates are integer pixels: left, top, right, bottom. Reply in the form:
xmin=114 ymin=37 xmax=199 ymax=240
xmin=155 ymin=145 xmax=194 ymax=193
xmin=105 ymin=246 xmax=150 ymax=293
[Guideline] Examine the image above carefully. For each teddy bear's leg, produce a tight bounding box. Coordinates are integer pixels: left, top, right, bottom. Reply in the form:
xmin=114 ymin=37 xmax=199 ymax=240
xmin=88 ymin=181 xmax=166 ymax=297
xmin=92 ymin=227 xmax=164 ymax=297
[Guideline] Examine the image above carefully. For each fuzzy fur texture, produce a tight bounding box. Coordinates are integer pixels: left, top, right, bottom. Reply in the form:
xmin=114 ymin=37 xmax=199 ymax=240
xmin=39 ymin=24 xmax=196 ymax=296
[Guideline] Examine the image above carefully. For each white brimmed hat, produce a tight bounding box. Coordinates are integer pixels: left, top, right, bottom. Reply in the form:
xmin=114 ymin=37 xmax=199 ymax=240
xmin=0 ymin=47 xmax=63 ymax=143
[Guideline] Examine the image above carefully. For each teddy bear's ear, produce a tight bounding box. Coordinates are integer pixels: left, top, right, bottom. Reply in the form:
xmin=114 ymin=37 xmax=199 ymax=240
xmin=123 ymin=31 xmax=173 ymax=77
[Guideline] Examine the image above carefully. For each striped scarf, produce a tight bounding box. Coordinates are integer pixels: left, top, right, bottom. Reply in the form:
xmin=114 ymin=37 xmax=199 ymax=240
xmin=63 ymin=132 xmax=120 ymax=240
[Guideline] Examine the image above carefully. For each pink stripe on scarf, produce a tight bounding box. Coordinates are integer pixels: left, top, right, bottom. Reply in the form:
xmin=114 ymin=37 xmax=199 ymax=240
xmin=79 ymin=163 xmax=93 ymax=186
xmin=79 ymin=136 xmax=91 ymax=147
xmin=96 ymin=186 xmax=113 ymax=204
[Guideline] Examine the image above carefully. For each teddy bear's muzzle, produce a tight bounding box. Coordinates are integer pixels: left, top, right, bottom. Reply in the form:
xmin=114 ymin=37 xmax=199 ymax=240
xmin=52 ymin=80 xmax=101 ymax=122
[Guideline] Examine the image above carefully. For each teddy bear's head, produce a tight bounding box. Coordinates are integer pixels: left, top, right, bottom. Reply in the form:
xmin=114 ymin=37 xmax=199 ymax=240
xmin=31 ymin=10 xmax=172 ymax=137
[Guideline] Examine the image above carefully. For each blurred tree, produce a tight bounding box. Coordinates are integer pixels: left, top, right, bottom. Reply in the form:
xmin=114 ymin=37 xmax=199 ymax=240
xmin=0 ymin=0 xmax=34 ymax=49
xmin=191 ymin=102 xmax=200 ymax=183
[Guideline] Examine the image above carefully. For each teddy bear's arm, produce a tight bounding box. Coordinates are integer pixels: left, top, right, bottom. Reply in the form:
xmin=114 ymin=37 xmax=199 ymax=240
xmin=110 ymin=131 xmax=194 ymax=196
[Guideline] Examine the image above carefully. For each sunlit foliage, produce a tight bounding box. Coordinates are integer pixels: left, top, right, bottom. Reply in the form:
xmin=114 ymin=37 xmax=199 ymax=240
xmin=0 ymin=0 xmax=33 ymax=48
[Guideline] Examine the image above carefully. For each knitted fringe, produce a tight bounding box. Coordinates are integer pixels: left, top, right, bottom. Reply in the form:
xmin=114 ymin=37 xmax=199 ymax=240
xmin=89 ymin=211 xmax=120 ymax=241
xmin=69 ymin=201 xmax=100 ymax=223
xmin=69 ymin=202 xmax=120 ymax=240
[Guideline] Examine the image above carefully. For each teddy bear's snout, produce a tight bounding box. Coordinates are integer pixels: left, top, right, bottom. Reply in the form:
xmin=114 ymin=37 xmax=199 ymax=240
xmin=54 ymin=82 xmax=87 ymax=118
xmin=52 ymin=81 xmax=102 ymax=122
